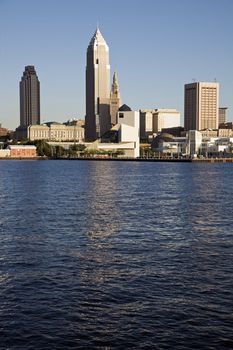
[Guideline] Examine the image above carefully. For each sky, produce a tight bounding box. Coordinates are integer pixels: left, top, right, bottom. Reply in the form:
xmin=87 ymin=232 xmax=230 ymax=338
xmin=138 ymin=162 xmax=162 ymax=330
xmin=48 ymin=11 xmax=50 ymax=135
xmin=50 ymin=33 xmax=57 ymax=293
xmin=0 ymin=0 xmax=233 ymax=130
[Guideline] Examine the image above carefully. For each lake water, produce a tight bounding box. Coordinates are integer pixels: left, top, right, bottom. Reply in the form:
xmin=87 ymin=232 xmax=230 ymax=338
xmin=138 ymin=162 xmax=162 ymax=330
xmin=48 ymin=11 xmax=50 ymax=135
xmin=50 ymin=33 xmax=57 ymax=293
xmin=0 ymin=160 xmax=233 ymax=349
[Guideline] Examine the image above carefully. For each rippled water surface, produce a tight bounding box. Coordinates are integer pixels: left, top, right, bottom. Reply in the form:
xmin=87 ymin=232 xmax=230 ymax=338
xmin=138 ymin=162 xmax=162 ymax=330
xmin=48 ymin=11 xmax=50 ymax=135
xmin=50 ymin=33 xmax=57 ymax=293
xmin=0 ymin=160 xmax=233 ymax=349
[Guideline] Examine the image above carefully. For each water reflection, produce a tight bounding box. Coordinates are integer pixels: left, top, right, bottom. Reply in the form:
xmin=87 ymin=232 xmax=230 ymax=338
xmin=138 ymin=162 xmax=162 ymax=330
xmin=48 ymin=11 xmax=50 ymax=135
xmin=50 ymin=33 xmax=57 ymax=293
xmin=0 ymin=160 xmax=233 ymax=349
xmin=85 ymin=161 xmax=122 ymax=239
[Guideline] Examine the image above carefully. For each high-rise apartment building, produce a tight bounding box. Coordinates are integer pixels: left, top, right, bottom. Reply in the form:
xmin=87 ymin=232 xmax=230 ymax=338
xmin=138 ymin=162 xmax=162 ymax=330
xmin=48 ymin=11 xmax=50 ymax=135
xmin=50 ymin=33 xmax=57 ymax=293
xmin=184 ymin=82 xmax=219 ymax=131
xmin=20 ymin=66 xmax=40 ymax=127
xmin=85 ymin=28 xmax=111 ymax=140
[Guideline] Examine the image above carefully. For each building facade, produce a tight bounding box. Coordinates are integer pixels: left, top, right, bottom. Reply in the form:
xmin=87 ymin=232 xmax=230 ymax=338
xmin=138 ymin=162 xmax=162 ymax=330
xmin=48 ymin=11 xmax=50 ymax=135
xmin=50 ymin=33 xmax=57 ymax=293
xmin=139 ymin=109 xmax=154 ymax=140
xmin=28 ymin=120 xmax=85 ymax=142
xmin=219 ymin=107 xmax=228 ymax=126
xmin=20 ymin=66 xmax=40 ymax=127
xmin=7 ymin=145 xmax=37 ymax=158
xmin=85 ymin=28 xmax=111 ymax=140
xmin=153 ymin=109 xmax=181 ymax=133
xmin=86 ymin=105 xmax=140 ymax=158
xmin=184 ymin=82 xmax=219 ymax=131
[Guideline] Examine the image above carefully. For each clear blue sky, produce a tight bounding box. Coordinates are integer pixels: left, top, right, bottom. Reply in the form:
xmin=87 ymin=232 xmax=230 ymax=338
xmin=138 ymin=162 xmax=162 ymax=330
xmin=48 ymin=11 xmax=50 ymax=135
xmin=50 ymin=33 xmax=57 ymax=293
xmin=0 ymin=0 xmax=232 ymax=129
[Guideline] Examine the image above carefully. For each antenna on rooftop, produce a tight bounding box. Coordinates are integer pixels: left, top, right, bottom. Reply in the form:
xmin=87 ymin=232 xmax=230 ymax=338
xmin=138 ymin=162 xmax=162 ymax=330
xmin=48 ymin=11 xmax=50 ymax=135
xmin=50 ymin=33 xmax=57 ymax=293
xmin=214 ymin=78 xmax=217 ymax=82
xmin=192 ymin=78 xmax=196 ymax=82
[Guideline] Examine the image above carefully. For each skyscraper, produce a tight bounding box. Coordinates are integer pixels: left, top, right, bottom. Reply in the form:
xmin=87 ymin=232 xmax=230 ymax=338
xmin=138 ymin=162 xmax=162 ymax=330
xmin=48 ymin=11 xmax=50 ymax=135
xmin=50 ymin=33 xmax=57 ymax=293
xmin=20 ymin=66 xmax=40 ymax=127
xmin=85 ymin=28 xmax=111 ymax=140
xmin=219 ymin=107 xmax=228 ymax=126
xmin=110 ymin=72 xmax=121 ymax=126
xmin=184 ymin=82 xmax=219 ymax=131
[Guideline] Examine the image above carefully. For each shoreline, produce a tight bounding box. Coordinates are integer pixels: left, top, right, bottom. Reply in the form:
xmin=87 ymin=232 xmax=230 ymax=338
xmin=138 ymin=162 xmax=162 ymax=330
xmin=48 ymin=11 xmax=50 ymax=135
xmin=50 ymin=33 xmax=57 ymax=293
xmin=1 ymin=157 xmax=233 ymax=163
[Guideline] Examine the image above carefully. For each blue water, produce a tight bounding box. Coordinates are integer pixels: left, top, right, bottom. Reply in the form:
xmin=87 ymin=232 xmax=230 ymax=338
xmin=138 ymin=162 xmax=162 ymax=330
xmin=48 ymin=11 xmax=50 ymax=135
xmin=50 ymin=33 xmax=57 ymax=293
xmin=0 ymin=160 xmax=233 ymax=349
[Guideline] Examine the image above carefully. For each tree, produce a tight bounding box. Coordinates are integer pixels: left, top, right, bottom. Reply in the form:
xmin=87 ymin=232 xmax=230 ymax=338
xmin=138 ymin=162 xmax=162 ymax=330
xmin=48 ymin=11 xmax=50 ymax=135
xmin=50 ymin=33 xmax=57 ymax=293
xmin=33 ymin=140 xmax=53 ymax=157
xmin=69 ymin=144 xmax=86 ymax=157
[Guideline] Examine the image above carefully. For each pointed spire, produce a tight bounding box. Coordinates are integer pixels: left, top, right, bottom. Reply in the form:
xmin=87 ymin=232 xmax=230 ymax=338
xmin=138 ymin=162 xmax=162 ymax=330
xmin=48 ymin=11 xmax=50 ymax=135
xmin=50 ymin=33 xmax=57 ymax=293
xmin=89 ymin=27 xmax=107 ymax=46
xmin=113 ymin=71 xmax=118 ymax=85
xmin=111 ymin=71 xmax=119 ymax=94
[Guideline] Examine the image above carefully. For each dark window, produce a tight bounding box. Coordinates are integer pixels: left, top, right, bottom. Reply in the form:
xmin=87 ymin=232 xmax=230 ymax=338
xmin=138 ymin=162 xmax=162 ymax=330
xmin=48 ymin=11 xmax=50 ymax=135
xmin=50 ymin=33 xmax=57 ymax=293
xmin=119 ymin=113 xmax=124 ymax=118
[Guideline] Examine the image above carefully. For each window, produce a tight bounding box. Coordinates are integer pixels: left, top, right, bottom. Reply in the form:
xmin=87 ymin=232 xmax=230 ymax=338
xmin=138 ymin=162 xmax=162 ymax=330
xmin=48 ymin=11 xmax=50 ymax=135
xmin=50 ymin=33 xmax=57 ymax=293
xmin=119 ymin=113 xmax=124 ymax=118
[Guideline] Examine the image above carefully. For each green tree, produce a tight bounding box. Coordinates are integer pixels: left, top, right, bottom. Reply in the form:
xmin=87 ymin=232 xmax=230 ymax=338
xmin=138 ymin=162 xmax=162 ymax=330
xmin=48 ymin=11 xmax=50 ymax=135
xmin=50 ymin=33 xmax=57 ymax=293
xmin=33 ymin=140 xmax=53 ymax=157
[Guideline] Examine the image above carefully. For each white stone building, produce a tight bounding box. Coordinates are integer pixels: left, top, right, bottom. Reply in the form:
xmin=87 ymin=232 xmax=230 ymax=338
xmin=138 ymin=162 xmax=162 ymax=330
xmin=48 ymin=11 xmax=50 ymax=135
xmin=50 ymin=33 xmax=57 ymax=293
xmin=27 ymin=120 xmax=85 ymax=142
xmin=153 ymin=109 xmax=181 ymax=133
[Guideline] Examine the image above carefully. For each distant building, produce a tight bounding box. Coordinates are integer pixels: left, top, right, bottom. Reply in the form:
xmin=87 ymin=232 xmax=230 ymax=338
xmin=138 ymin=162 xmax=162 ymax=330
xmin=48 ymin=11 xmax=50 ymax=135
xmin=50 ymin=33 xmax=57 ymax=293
xmin=117 ymin=105 xmax=140 ymax=157
xmin=219 ymin=122 xmax=233 ymax=129
xmin=27 ymin=120 xmax=85 ymax=142
xmin=153 ymin=109 xmax=181 ymax=133
xmin=161 ymin=126 xmax=184 ymax=137
xmin=140 ymin=109 xmax=181 ymax=140
xmin=200 ymin=129 xmax=218 ymax=138
xmin=188 ymin=130 xmax=202 ymax=156
xmin=151 ymin=133 xmax=187 ymax=156
xmin=218 ymin=129 xmax=233 ymax=137
xmin=7 ymin=145 xmax=37 ymax=158
xmin=20 ymin=66 xmax=40 ymax=127
xmin=219 ymin=107 xmax=228 ymax=126
xmin=184 ymin=82 xmax=219 ymax=131
xmin=85 ymin=28 xmax=111 ymax=140
xmin=0 ymin=124 xmax=9 ymax=138
xmin=86 ymin=104 xmax=140 ymax=158
xmin=140 ymin=109 xmax=154 ymax=140
xmin=217 ymin=122 xmax=233 ymax=137
xmin=0 ymin=149 xmax=10 ymax=157
xmin=109 ymin=72 xmax=121 ymax=126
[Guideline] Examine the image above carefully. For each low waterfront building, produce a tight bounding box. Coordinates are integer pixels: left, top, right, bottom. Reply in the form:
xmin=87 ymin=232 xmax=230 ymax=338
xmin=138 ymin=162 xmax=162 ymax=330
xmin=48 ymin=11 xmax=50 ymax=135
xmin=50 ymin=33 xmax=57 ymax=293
xmin=151 ymin=133 xmax=187 ymax=156
xmin=218 ymin=129 xmax=233 ymax=137
xmin=200 ymin=137 xmax=233 ymax=156
xmin=161 ymin=126 xmax=184 ymax=137
xmin=7 ymin=145 xmax=37 ymax=158
xmin=0 ymin=149 xmax=10 ymax=158
xmin=86 ymin=105 xmax=140 ymax=158
xmin=200 ymin=129 xmax=218 ymax=138
xmin=27 ymin=120 xmax=85 ymax=142
xmin=151 ymin=130 xmax=233 ymax=158
xmin=188 ymin=130 xmax=202 ymax=156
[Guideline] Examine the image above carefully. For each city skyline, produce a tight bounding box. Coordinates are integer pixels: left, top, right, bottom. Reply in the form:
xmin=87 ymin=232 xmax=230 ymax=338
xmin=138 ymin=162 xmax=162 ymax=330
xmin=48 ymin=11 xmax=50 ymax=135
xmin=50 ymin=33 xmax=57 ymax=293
xmin=0 ymin=0 xmax=233 ymax=130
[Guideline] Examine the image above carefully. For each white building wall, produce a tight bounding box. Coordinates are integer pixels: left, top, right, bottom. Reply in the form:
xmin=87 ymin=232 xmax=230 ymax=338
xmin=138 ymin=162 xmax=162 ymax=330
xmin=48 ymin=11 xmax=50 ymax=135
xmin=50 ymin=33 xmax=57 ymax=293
xmin=117 ymin=111 xmax=140 ymax=157
xmin=188 ymin=130 xmax=202 ymax=155
xmin=153 ymin=109 xmax=181 ymax=132
xmin=0 ymin=149 xmax=10 ymax=157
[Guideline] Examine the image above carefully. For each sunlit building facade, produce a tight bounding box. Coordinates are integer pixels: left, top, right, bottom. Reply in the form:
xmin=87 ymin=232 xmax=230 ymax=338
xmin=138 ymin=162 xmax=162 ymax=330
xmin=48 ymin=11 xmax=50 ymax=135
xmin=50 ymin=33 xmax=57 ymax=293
xmin=184 ymin=82 xmax=219 ymax=131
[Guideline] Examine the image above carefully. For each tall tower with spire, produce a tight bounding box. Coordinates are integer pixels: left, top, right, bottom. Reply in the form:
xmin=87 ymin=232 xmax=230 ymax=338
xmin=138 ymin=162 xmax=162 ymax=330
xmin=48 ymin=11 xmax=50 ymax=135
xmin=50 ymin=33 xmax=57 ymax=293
xmin=110 ymin=72 xmax=121 ymax=125
xmin=85 ymin=28 xmax=111 ymax=140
